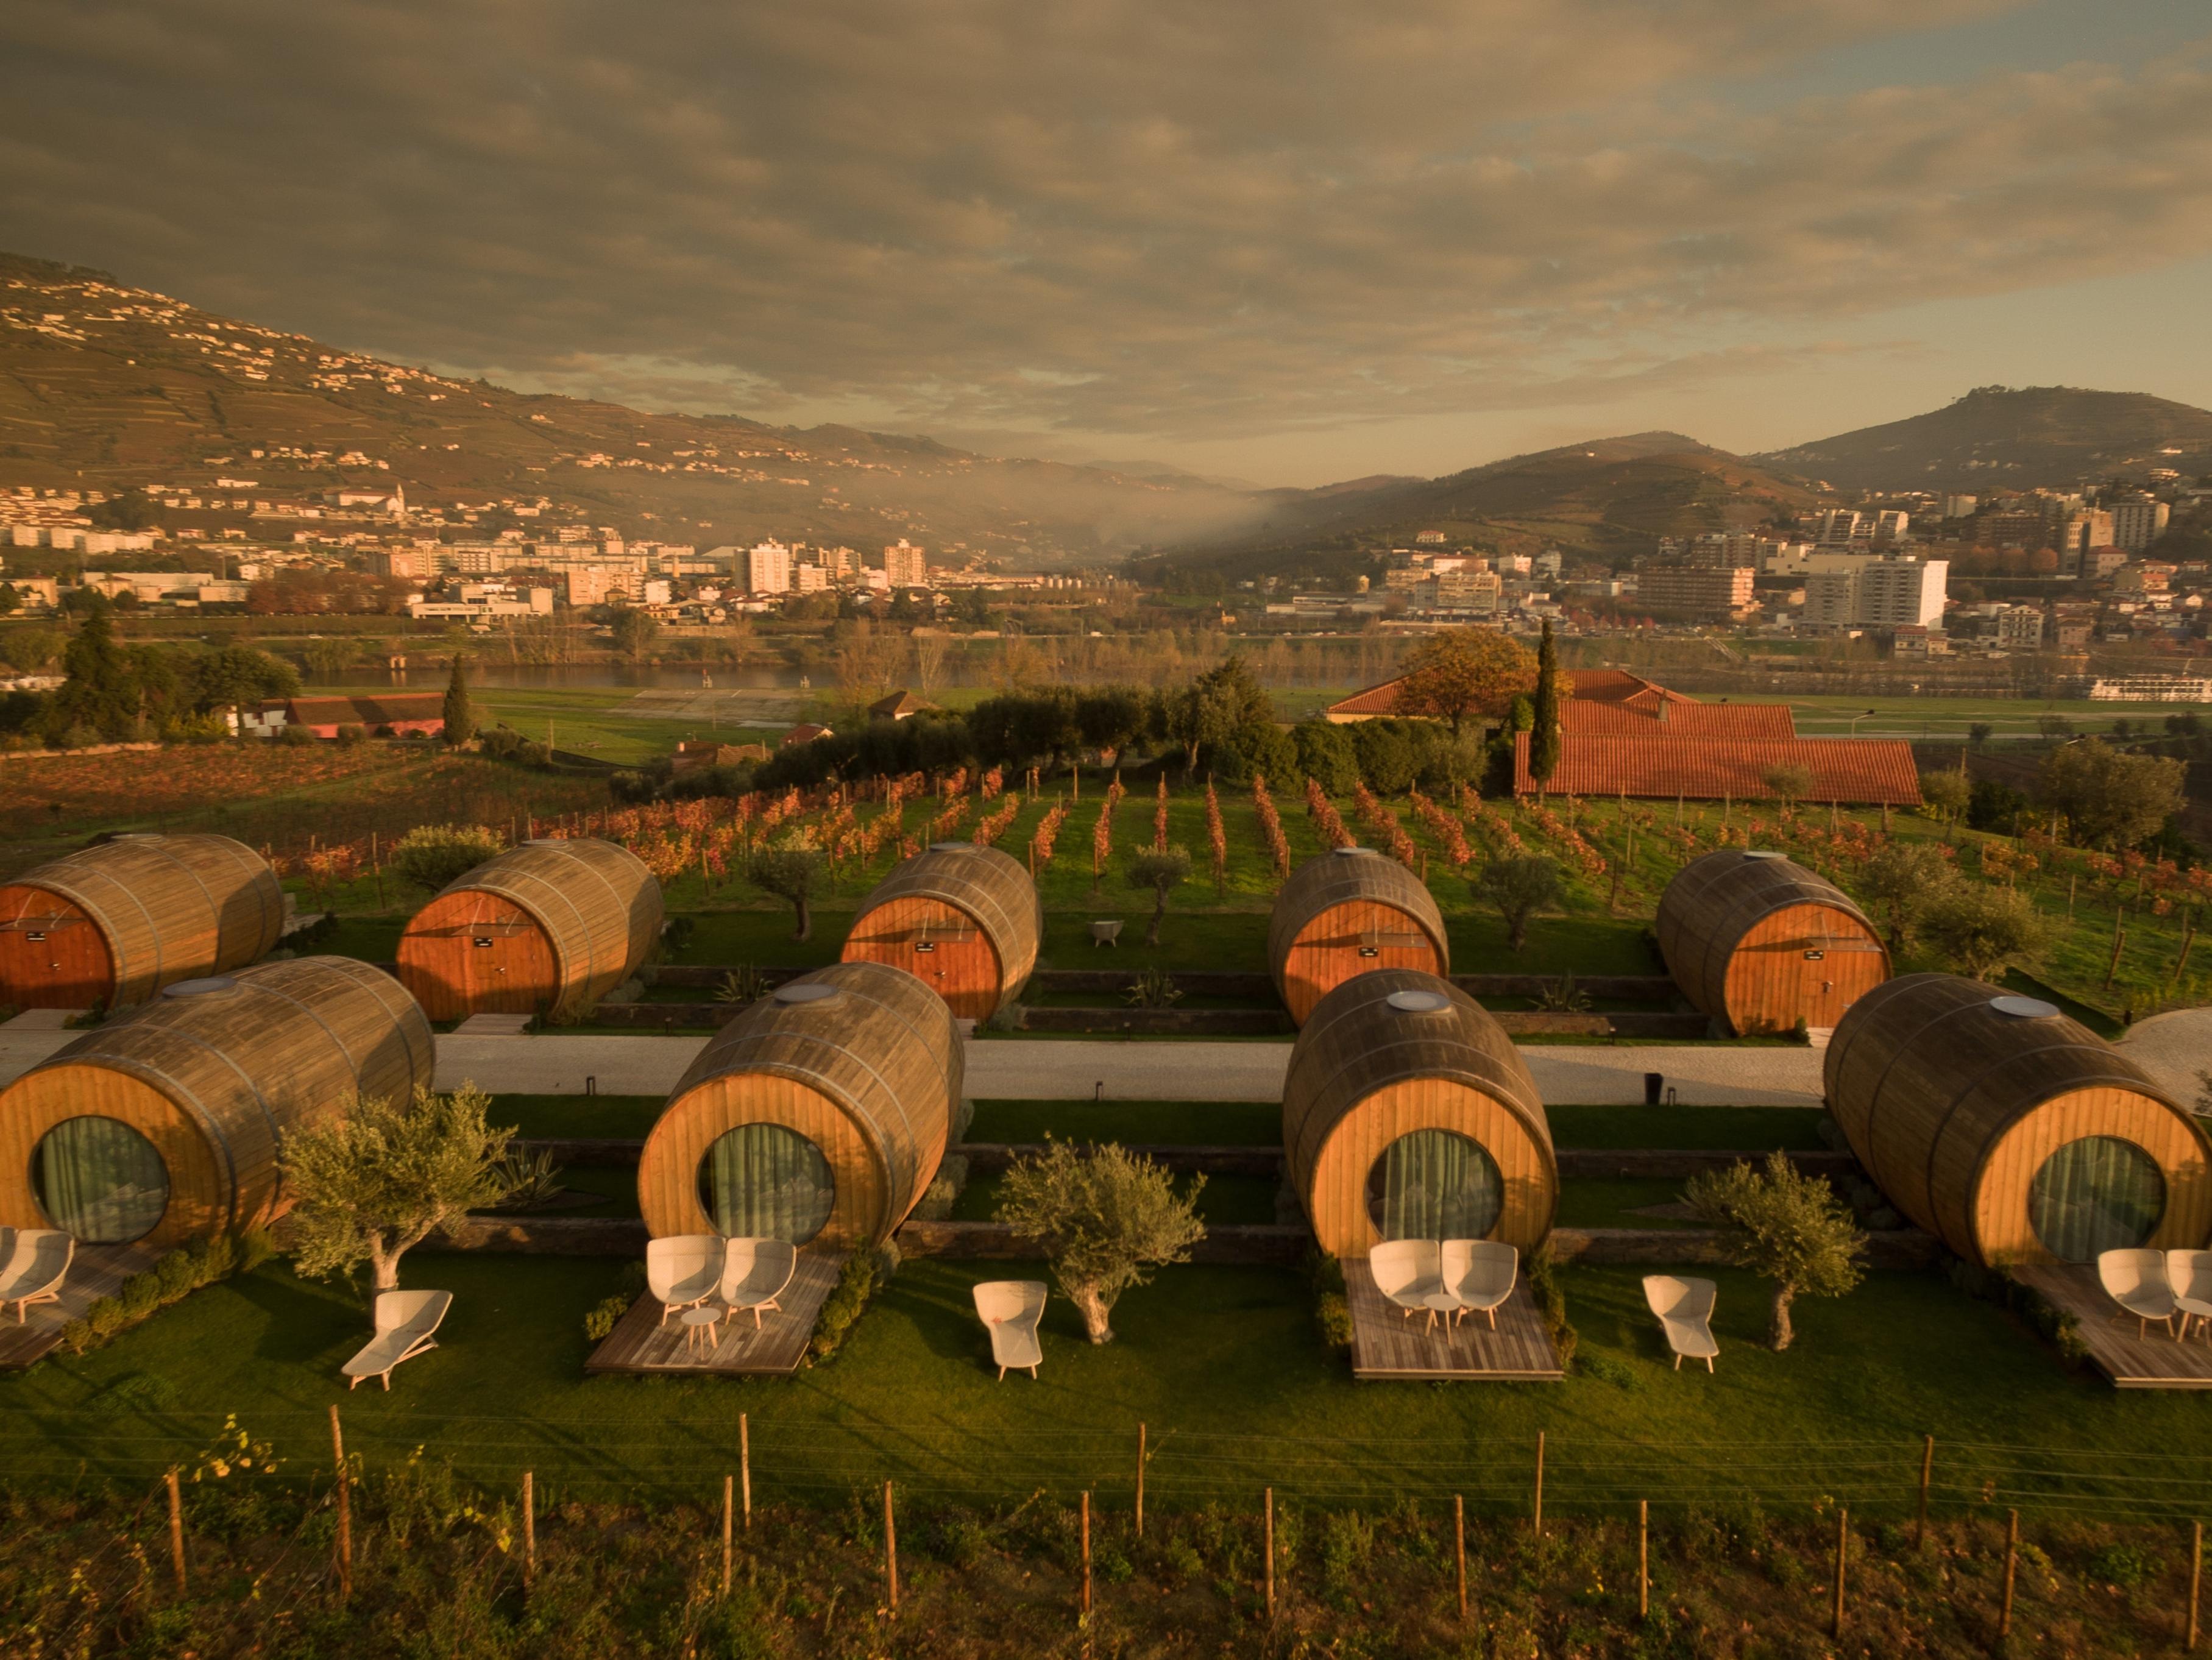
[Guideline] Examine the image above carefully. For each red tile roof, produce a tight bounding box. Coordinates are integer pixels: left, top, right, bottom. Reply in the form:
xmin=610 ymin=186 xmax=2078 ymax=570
xmin=1323 ymin=676 xmax=1408 ymax=718
xmin=781 ymin=722 xmax=835 ymax=747
xmin=1513 ymin=733 xmax=1922 ymax=805
xmin=1562 ymin=697 xmax=1795 ymax=738
xmin=1565 ymin=669 xmax=1653 ymax=703
xmin=286 ymin=693 xmax=445 ymax=728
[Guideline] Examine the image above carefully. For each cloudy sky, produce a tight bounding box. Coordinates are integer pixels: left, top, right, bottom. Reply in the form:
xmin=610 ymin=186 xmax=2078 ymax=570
xmin=4 ymin=0 xmax=2211 ymax=485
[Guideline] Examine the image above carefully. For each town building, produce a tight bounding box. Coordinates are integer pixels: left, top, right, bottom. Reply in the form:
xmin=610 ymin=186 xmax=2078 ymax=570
xmin=1994 ymin=605 xmax=2045 ymax=650
xmin=883 ymin=539 xmax=929 ymax=587
xmin=2110 ymin=496 xmax=2172 ymax=553
xmin=748 ymin=541 xmax=793 ymax=595
xmin=1634 ymin=564 xmax=1756 ymax=620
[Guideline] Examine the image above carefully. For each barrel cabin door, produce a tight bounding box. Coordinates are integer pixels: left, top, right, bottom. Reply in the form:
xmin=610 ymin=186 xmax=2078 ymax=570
xmin=0 ymin=887 xmax=112 ymax=1008
xmin=1282 ymin=901 xmax=1442 ymax=1024
xmin=402 ymin=895 xmax=556 ymax=1018
xmin=1729 ymin=904 xmax=1887 ymax=1034
xmin=841 ymin=896 xmax=994 ymax=1020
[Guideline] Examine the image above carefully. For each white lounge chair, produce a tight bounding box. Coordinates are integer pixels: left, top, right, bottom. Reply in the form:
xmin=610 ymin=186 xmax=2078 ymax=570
xmin=341 ymin=1290 xmax=452 ymax=1391
xmin=1441 ymin=1240 xmax=1517 ymax=1331
xmin=2100 ymin=1249 xmax=2179 ymax=1341
xmin=971 ymin=1280 xmax=1046 ymax=1380
xmin=1369 ymin=1240 xmax=1448 ymax=1330
xmin=1643 ymin=1275 xmax=1719 ymax=1372
xmin=2169 ymin=1250 xmax=2212 ymax=1342
xmin=647 ymin=1235 xmax=722 ymax=1325
xmin=0 ymin=1229 xmax=74 ymax=1324
xmin=721 ymin=1238 xmax=798 ymax=1329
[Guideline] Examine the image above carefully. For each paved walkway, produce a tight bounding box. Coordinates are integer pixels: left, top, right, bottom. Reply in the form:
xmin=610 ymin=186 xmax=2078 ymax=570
xmin=2116 ymin=1009 xmax=2212 ymax=1109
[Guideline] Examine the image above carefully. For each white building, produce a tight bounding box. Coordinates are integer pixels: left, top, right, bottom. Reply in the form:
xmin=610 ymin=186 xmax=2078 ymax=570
xmin=2110 ymin=497 xmax=2172 ymax=553
xmin=1994 ymin=605 xmax=2045 ymax=650
xmin=748 ymin=540 xmax=793 ymax=595
xmin=1802 ymin=556 xmax=1948 ymax=630
xmin=793 ymin=563 xmax=829 ymax=593
xmin=882 ymin=538 xmax=928 ymax=587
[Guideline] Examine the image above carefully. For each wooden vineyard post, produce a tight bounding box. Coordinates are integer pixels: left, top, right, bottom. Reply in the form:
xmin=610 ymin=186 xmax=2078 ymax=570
xmin=2190 ymin=1520 xmax=2202 ymax=1652
xmin=2105 ymin=910 xmax=2128 ymax=992
xmin=1533 ymin=1433 xmax=1545 ymax=1536
xmin=883 ymin=1481 xmax=898 ymax=1615
xmin=1263 ymin=1488 xmax=1275 ymax=1622
xmin=166 ymin=1468 xmax=186 ymax=1594
xmin=1135 ymin=1423 xmax=1146 ymax=1538
xmin=722 ymin=1476 xmax=734 ymax=1597
xmin=522 ymin=1471 xmax=536 ymax=1591
xmin=740 ymin=1413 xmax=752 ymax=1530
xmin=1916 ymin=1435 xmax=1934 ymax=1548
xmin=1455 ymin=1495 xmax=1468 ymax=1622
xmin=330 ymin=1404 xmax=352 ymax=1598
xmin=1639 ymin=1500 xmax=1650 ymax=1622
xmin=1081 ymin=1491 xmax=1093 ymax=1619
xmin=2174 ymin=911 xmax=2199 ymax=992
xmin=1999 ymin=1509 xmax=2018 ymax=1639
xmin=1832 ymin=1507 xmax=1848 ymax=1636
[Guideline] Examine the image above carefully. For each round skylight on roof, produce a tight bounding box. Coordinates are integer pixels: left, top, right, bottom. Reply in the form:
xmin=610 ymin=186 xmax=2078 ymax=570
xmin=1385 ymin=990 xmax=1452 ymax=1014
xmin=163 ymin=977 xmax=239 ymax=998
xmin=774 ymin=982 xmax=843 ymax=1006
xmin=928 ymin=841 xmax=976 ymax=853
xmin=1332 ymin=846 xmax=1375 ymax=857
xmin=1743 ymin=850 xmax=1785 ymax=860
xmin=1990 ymin=995 xmax=2060 ymax=1020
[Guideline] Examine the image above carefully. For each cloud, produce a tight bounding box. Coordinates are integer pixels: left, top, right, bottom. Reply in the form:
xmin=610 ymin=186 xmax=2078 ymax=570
xmin=1 ymin=0 xmax=2204 ymax=450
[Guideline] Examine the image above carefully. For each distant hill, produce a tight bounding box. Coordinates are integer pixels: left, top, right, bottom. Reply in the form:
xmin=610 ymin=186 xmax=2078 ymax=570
xmin=0 ymin=251 xmax=1266 ymax=564
xmin=1756 ymin=386 xmax=2212 ymax=495
xmin=1154 ymin=433 xmax=1824 ymax=584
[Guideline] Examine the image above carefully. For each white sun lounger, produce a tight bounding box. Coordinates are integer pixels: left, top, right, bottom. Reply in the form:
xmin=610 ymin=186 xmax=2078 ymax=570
xmin=1441 ymin=1240 xmax=1518 ymax=1330
xmin=1643 ymin=1275 xmax=1719 ymax=1371
xmin=341 ymin=1290 xmax=452 ymax=1391
xmin=721 ymin=1238 xmax=798 ymax=1329
xmin=1369 ymin=1240 xmax=1448 ymax=1330
xmin=2099 ymin=1249 xmax=2179 ymax=1341
xmin=647 ymin=1235 xmax=723 ymax=1325
xmin=972 ymin=1280 xmax=1046 ymax=1380
xmin=0 ymin=1229 xmax=74 ymax=1324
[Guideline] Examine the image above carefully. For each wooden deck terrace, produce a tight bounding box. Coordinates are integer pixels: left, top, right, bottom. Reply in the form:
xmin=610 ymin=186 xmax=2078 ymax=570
xmin=0 ymin=1242 xmax=164 ymax=1370
xmin=584 ymin=1250 xmax=846 ymax=1378
xmin=1345 ymin=1266 xmax=1564 ymax=1382
xmin=2013 ymin=1265 xmax=2212 ymax=1391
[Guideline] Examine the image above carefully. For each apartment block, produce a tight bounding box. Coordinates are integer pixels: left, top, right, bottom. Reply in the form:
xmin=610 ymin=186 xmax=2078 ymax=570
xmin=2110 ymin=497 xmax=2172 ymax=553
xmin=883 ymin=538 xmax=929 ymax=587
xmin=1636 ymin=564 xmax=1756 ymax=619
xmin=747 ymin=540 xmax=793 ymax=594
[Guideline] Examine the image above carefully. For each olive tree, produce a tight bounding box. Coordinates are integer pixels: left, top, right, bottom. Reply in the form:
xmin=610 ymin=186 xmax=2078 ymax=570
xmin=1918 ymin=770 xmax=1971 ymax=839
xmin=994 ymin=1140 xmax=1206 ymax=1343
xmin=1124 ymin=846 xmax=1191 ymax=948
xmin=1685 ymin=1152 xmax=1866 ymax=1351
xmin=389 ymin=823 xmax=504 ymax=891
xmin=2038 ymin=740 xmax=2186 ymax=851
xmin=1473 ymin=855 xmax=1563 ymax=952
xmin=1762 ymin=764 xmax=1814 ymax=812
xmin=1920 ymin=884 xmax=2050 ymax=983
xmin=282 ymin=1084 xmax=522 ymax=1304
xmin=749 ymin=834 xmax=830 ymax=941
xmin=1856 ymin=842 xmax=1958 ymax=951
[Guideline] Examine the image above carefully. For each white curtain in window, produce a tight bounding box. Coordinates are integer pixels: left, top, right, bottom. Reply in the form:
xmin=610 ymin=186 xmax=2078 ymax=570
xmin=700 ymin=1124 xmax=835 ymax=1243
xmin=2028 ymin=1135 xmax=2164 ymax=1263
xmin=34 ymin=1116 xmax=169 ymax=1243
xmin=1370 ymin=1129 xmax=1502 ymax=1241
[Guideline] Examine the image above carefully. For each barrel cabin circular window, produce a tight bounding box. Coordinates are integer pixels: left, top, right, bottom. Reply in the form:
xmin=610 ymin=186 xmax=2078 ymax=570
xmin=697 ymin=1124 xmax=835 ymax=1243
xmin=31 ymin=1116 xmax=170 ymax=1242
xmin=1365 ymin=1129 xmax=1502 ymax=1242
xmin=2027 ymin=1136 xmax=2166 ymax=1263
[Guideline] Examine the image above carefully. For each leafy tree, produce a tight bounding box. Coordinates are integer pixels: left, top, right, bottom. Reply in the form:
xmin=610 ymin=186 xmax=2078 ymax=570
xmin=2037 ymin=740 xmax=2186 ymax=850
xmin=1856 ymin=842 xmax=1957 ymax=951
xmin=1918 ymin=769 xmax=1971 ymax=837
xmin=1074 ymin=687 xmax=1147 ymax=759
xmin=1968 ymin=722 xmax=1994 ymax=750
xmin=191 ymin=644 xmax=299 ymax=726
xmin=1124 ymin=846 xmax=1191 ymax=947
xmin=282 ymin=1084 xmax=524 ymax=1299
xmin=1210 ymin=718 xmax=1297 ymax=786
xmin=389 ymin=823 xmax=505 ymax=892
xmin=1684 ymin=1152 xmax=1866 ymax=1352
xmin=1762 ymin=764 xmax=1813 ymax=809
xmin=1528 ymin=620 xmax=1562 ymax=782
xmin=43 ymin=595 xmax=138 ymax=741
xmin=609 ymin=607 xmax=659 ymax=662
xmin=1474 ymin=855 xmax=1562 ymax=951
xmin=0 ymin=583 xmax=19 ymax=616
xmin=2037 ymin=715 xmax=2074 ymax=743
xmin=994 ymin=1140 xmax=1206 ymax=1343
xmin=0 ymin=625 xmax=63 ymax=670
xmin=441 ymin=654 xmax=477 ymax=747
xmin=1350 ymin=719 xmax=1419 ymax=794
xmin=1966 ymin=776 xmax=2031 ymax=834
xmin=1292 ymin=718 xmax=1359 ymax=796
xmin=1392 ymin=629 xmax=1537 ymax=736
xmin=1157 ymin=656 xmax=1274 ymax=772
xmin=750 ymin=834 xmax=830 ymax=940
xmin=1920 ymin=885 xmax=2049 ymax=982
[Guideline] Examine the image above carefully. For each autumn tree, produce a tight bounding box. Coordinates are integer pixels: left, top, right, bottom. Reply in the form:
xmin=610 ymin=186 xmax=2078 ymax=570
xmin=1392 ymin=629 xmax=1537 ymax=736
xmin=2037 ymin=740 xmax=2186 ymax=850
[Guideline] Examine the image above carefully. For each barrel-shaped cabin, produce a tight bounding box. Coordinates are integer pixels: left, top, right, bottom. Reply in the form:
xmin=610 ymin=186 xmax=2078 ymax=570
xmin=1283 ymin=968 xmax=1554 ymax=1261
xmin=840 ymin=842 xmax=1040 ymax=1022
xmin=1825 ymin=974 xmax=2212 ymax=1266
xmin=0 ymin=956 xmax=433 ymax=1247
xmin=1656 ymin=850 xmax=1888 ymax=1036
xmin=637 ymin=961 xmax=963 ymax=1250
xmin=1268 ymin=848 xmax=1450 ymax=1026
xmin=0 ymin=833 xmax=284 ymax=1011
xmin=397 ymin=837 xmax=662 ymax=1021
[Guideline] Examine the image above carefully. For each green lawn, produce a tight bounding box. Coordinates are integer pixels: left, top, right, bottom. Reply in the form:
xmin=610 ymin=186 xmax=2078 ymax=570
xmin=6 ymin=1255 xmax=2208 ymax=1522
xmin=1554 ymin=1177 xmax=1697 ymax=1229
xmin=964 ymin=1100 xmax=1282 ymax=1145
xmin=1545 ymin=1105 xmax=1828 ymax=1151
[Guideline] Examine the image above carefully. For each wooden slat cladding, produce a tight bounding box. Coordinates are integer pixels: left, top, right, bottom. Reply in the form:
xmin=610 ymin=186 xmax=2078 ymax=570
xmin=1657 ymin=850 xmax=1887 ymax=1034
xmin=843 ymin=843 xmax=1039 ymax=1021
xmin=1824 ymin=973 xmax=2212 ymax=1266
xmin=0 ymin=833 xmax=282 ymax=1010
xmin=397 ymin=838 xmax=661 ymax=1021
xmin=0 ymin=956 xmax=434 ymax=1247
xmin=1267 ymin=849 xmax=1449 ymax=1026
xmin=1283 ymin=968 xmax=1553 ymax=1260
xmin=638 ymin=962 xmax=962 ymax=1249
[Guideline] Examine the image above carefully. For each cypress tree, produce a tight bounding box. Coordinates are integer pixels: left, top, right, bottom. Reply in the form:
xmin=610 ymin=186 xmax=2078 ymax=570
xmin=46 ymin=594 xmax=139 ymax=741
xmin=1528 ymin=619 xmax=1562 ymax=783
xmin=442 ymin=654 xmax=477 ymax=747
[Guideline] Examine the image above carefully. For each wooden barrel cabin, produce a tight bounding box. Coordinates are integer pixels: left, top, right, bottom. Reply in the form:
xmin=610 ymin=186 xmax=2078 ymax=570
xmin=1824 ymin=973 xmax=2212 ymax=1266
xmin=0 ymin=833 xmax=284 ymax=1012
xmin=840 ymin=842 xmax=1040 ymax=1022
xmin=1283 ymin=968 xmax=1554 ymax=1261
xmin=1656 ymin=849 xmax=1888 ymax=1036
xmin=396 ymin=837 xmax=662 ymax=1021
xmin=637 ymin=961 xmax=963 ymax=1250
xmin=0 ymin=956 xmax=433 ymax=1247
xmin=1267 ymin=847 xmax=1449 ymax=1026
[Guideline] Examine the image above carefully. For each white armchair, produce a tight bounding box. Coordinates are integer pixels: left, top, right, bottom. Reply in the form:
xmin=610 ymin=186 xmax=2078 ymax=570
xmin=2099 ymin=1249 xmax=2178 ymax=1342
xmin=1441 ymin=1240 xmax=1517 ymax=1330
